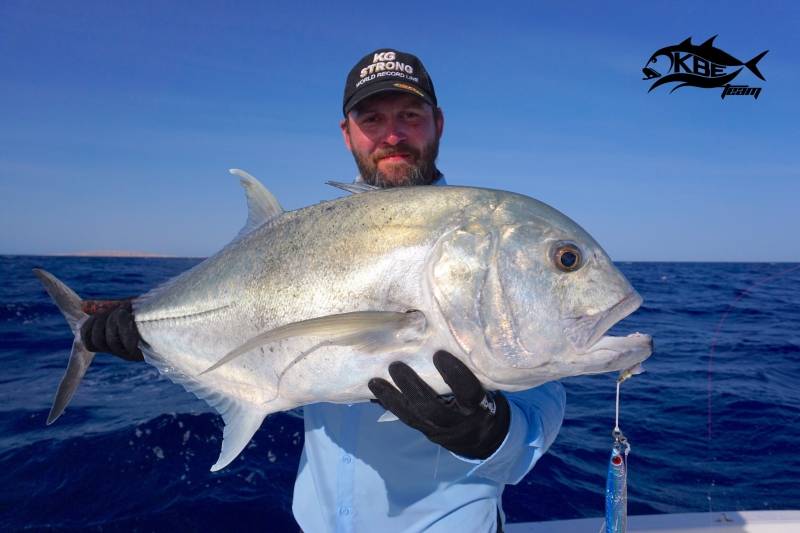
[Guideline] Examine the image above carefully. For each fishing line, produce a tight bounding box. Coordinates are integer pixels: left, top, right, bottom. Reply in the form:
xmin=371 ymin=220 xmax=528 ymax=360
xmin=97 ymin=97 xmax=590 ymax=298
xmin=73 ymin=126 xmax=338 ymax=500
xmin=614 ymin=380 xmax=621 ymax=433
xmin=705 ymin=262 xmax=800 ymax=514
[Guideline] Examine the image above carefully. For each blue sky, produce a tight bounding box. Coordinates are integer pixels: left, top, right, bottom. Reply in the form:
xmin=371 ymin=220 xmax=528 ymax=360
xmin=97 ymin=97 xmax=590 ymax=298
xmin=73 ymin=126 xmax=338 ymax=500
xmin=1 ymin=1 xmax=797 ymax=261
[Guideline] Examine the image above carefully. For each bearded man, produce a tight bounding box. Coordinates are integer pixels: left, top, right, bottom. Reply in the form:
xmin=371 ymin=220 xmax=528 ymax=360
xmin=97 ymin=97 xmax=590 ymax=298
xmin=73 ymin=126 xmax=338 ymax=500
xmin=292 ymin=50 xmax=567 ymax=533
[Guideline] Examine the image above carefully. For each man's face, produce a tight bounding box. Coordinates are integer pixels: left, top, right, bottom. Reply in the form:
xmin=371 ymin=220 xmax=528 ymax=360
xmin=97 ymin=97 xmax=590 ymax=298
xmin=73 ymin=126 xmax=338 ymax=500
xmin=341 ymin=93 xmax=444 ymax=188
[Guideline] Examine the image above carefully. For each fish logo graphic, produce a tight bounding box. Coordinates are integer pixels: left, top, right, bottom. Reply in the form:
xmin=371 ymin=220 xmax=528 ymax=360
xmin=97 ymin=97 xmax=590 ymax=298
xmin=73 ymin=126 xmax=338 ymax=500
xmin=642 ymin=35 xmax=767 ymax=98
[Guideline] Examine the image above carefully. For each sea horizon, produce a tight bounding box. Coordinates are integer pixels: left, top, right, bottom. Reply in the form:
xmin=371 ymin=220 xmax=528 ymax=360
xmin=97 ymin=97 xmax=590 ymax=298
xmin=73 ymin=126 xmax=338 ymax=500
xmin=3 ymin=253 xmax=798 ymax=264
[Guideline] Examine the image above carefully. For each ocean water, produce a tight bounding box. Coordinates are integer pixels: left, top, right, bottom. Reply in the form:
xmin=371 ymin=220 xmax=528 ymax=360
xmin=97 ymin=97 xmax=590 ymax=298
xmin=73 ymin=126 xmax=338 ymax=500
xmin=1 ymin=256 xmax=799 ymax=531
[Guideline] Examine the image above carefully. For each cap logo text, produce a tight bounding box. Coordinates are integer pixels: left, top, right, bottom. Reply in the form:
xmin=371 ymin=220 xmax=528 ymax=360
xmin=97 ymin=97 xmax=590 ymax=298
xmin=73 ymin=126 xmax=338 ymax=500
xmin=373 ymin=52 xmax=395 ymax=62
xmin=359 ymin=51 xmax=415 ymax=80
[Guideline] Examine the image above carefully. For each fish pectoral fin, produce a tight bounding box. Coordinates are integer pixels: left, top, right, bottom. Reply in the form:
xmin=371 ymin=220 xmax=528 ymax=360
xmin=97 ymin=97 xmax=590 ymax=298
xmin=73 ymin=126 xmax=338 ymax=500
xmin=325 ymin=180 xmax=379 ymax=194
xmin=202 ymin=310 xmax=427 ymax=375
xmin=230 ymin=168 xmax=284 ymax=236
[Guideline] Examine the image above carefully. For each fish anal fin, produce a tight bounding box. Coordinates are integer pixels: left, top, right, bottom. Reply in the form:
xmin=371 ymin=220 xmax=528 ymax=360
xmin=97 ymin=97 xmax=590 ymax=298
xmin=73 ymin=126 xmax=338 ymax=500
xmin=211 ymin=399 xmax=268 ymax=472
xmin=229 ymin=168 xmax=284 ymax=236
xmin=202 ymin=310 xmax=428 ymax=375
xmin=140 ymin=345 xmax=270 ymax=472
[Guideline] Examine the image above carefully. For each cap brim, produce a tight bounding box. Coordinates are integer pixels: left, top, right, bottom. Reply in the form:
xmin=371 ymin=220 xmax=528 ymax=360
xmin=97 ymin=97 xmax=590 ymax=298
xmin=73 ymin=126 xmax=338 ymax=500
xmin=343 ymin=80 xmax=435 ymax=115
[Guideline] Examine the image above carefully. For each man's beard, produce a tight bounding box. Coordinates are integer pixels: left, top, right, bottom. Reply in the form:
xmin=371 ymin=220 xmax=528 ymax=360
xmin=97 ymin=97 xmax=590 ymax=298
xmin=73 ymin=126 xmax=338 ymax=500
xmin=352 ymin=139 xmax=440 ymax=189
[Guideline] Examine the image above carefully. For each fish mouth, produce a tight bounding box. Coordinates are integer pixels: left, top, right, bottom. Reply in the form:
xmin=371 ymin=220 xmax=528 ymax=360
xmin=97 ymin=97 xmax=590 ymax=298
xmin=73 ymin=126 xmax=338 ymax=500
xmin=564 ymin=292 xmax=653 ymax=372
xmin=583 ymin=332 xmax=653 ymax=372
xmin=642 ymin=66 xmax=661 ymax=80
xmin=565 ymin=291 xmax=643 ymax=352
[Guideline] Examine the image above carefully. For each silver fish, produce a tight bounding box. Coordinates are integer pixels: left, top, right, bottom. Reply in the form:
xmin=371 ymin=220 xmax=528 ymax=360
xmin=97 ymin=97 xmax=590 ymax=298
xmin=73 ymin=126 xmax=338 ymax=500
xmin=35 ymin=169 xmax=653 ymax=471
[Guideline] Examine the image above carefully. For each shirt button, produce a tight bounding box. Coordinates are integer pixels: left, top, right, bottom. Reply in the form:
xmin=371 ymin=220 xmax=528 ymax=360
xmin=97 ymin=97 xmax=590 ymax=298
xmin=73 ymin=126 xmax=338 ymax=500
xmin=339 ymin=507 xmax=350 ymax=516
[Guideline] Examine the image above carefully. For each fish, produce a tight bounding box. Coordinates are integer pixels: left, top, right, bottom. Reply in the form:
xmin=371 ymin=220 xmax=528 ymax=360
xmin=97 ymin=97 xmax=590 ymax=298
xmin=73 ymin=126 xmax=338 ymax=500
xmin=35 ymin=169 xmax=653 ymax=471
xmin=643 ymin=35 xmax=767 ymax=93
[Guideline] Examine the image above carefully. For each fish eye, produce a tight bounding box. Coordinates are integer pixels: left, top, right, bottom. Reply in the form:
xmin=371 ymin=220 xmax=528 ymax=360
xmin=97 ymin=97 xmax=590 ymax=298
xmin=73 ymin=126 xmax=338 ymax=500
xmin=612 ymin=455 xmax=623 ymax=466
xmin=552 ymin=242 xmax=582 ymax=272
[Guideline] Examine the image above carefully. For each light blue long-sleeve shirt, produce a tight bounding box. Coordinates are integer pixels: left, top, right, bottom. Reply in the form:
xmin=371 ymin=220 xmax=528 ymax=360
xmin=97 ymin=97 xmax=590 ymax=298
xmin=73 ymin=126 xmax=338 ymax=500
xmin=293 ymin=384 xmax=566 ymax=532
xmin=292 ymin=175 xmax=567 ymax=532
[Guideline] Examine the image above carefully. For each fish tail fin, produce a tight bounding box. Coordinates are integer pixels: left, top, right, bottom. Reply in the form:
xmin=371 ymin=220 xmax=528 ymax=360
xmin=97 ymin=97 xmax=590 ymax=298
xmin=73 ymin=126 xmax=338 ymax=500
xmin=746 ymin=50 xmax=768 ymax=81
xmin=32 ymin=268 xmax=96 ymax=425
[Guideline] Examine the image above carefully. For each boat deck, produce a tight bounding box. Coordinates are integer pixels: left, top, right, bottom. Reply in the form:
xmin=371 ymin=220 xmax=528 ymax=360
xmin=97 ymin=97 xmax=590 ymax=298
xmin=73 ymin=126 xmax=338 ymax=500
xmin=506 ymin=510 xmax=800 ymax=532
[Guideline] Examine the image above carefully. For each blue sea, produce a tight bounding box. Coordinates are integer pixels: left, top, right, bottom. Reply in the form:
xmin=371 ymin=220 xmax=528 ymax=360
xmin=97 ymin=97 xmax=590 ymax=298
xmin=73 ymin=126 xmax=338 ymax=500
xmin=2 ymin=256 xmax=799 ymax=531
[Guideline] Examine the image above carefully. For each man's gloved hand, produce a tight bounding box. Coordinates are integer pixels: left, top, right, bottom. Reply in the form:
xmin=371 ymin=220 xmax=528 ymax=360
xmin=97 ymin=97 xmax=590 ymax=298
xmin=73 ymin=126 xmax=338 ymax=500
xmin=80 ymin=300 xmax=144 ymax=362
xmin=368 ymin=350 xmax=510 ymax=460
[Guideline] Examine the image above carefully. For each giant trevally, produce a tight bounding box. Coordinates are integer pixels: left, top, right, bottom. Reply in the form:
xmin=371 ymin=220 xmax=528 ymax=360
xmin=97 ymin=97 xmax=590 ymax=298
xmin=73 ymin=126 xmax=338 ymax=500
xmin=34 ymin=170 xmax=653 ymax=471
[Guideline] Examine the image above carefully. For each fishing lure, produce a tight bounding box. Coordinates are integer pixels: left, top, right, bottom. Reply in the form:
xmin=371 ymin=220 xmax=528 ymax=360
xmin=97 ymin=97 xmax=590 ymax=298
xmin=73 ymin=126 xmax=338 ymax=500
xmin=605 ymin=427 xmax=630 ymax=532
xmin=603 ymin=364 xmax=641 ymax=533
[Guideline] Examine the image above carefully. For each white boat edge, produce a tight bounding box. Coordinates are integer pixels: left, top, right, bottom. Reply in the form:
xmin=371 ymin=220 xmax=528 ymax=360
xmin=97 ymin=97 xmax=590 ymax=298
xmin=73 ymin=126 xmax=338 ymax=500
xmin=505 ymin=510 xmax=800 ymax=532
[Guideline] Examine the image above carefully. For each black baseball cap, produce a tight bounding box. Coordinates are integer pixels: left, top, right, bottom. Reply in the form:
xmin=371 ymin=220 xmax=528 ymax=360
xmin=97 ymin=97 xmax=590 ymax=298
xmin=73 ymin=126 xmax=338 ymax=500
xmin=343 ymin=49 xmax=437 ymax=116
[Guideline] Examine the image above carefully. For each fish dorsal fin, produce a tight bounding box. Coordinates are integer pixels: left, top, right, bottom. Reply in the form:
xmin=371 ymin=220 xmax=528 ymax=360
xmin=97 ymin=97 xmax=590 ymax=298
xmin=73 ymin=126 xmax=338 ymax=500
xmin=230 ymin=168 xmax=284 ymax=235
xmin=700 ymin=35 xmax=717 ymax=48
xmin=325 ymin=180 xmax=379 ymax=194
xmin=680 ymin=36 xmax=692 ymax=47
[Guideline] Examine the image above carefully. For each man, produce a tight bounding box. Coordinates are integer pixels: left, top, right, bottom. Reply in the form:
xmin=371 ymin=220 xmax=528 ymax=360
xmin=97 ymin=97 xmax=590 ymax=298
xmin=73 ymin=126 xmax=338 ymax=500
xmin=294 ymin=49 xmax=566 ymax=532
xmin=80 ymin=49 xmax=566 ymax=532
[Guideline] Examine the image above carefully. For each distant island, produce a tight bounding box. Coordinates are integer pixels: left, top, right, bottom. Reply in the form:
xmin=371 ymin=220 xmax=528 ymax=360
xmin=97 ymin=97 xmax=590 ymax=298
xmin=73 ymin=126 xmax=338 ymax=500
xmin=48 ymin=250 xmax=175 ymax=258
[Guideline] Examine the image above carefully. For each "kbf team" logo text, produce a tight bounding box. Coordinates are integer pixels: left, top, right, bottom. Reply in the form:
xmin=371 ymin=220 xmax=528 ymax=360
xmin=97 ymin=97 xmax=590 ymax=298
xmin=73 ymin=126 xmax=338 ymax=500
xmin=642 ymin=36 xmax=767 ymax=99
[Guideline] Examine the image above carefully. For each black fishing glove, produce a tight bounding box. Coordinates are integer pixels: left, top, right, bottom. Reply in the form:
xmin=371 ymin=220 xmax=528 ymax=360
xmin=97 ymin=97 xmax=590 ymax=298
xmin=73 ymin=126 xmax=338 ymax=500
xmin=80 ymin=300 xmax=144 ymax=362
xmin=368 ymin=350 xmax=510 ymax=460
